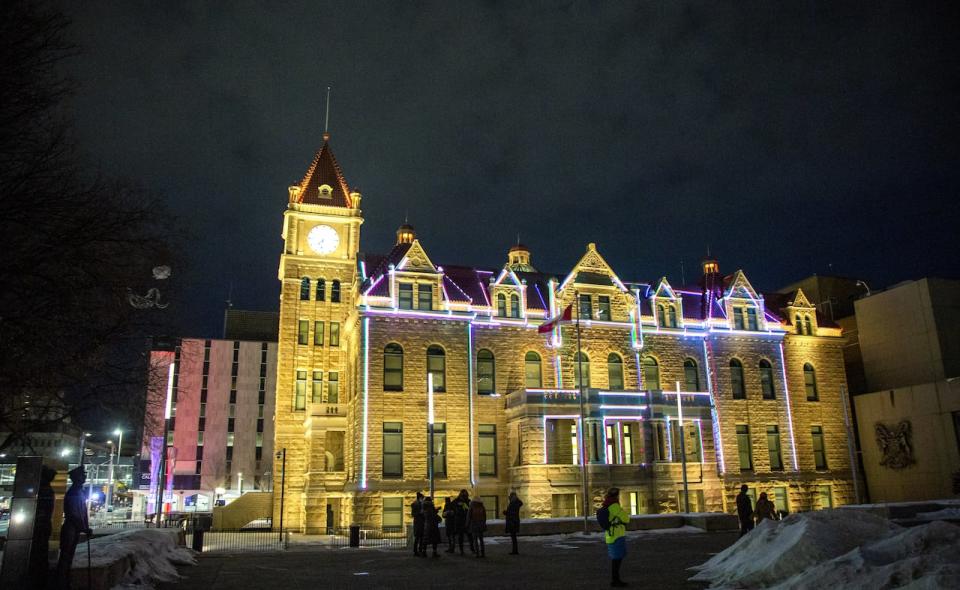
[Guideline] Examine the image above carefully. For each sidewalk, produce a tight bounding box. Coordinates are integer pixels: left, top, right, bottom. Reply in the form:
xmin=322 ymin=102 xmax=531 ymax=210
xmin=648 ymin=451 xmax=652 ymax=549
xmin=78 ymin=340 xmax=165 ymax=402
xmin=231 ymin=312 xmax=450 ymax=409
xmin=160 ymin=528 xmax=737 ymax=590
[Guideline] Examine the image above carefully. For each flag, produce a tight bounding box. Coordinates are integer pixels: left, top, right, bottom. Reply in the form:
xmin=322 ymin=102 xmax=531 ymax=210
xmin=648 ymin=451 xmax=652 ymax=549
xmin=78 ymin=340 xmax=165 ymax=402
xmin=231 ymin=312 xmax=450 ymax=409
xmin=538 ymin=304 xmax=573 ymax=333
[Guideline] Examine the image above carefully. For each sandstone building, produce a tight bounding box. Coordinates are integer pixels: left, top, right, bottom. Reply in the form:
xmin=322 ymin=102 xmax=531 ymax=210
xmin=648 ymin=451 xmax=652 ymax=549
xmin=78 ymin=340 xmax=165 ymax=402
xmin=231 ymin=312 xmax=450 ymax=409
xmin=274 ymin=136 xmax=856 ymax=532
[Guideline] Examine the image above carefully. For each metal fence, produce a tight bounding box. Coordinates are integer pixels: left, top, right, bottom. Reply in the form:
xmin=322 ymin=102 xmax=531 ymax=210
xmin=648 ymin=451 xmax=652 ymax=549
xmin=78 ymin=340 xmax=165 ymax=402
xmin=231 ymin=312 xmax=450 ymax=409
xmin=191 ymin=529 xmax=286 ymax=554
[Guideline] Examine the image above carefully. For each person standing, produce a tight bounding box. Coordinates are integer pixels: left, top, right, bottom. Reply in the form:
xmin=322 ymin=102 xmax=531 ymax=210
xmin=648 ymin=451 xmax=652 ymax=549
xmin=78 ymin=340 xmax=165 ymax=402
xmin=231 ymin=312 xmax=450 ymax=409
xmin=454 ymin=489 xmax=471 ymax=555
xmin=754 ymin=492 xmax=777 ymax=524
xmin=736 ymin=485 xmax=755 ymax=537
xmin=601 ymin=488 xmax=630 ymax=587
xmin=411 ymin=491 xmax=425 ymax=557
xmin=468 ymin=497 xmax=487 ymax=558
xmin=442 ymin=496 xmax=457 ymax=553
xmin=503 ymin=491 xmax=523 ymax=555
xmin=29 ymin=466 xmax=57 ymax=590
xmin=57 ymin=466 xmax=92 ymax=590
xmin=423 ymin=497 xmax=442 ymax=558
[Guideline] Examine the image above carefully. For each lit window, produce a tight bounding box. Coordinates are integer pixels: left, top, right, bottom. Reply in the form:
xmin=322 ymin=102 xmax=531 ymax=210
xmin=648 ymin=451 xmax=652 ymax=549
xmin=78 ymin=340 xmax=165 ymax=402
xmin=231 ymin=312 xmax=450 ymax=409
xmin=314 ymin=321 xmax=324 ymax=346
xmin=428 ymin=423 xmax=446 ymax=478
xmin=804 ymin=363 xmax=818 ymax=401
xmin=598 ymin=296 xmax=611 ymax=321
xmin=297 ymin=320 xmax=309 ymax=345
xmin=730 ymin=359 xmax=745 ymax=399
xmin=736 ymin=424 xmax=752 ymax=470
xmin=578 ymin=294 xmax=592 ymax=320
xmin=328 ymin=372 xmax=339 ymax=403
xmin=684 ymin=359 xmax=700 ymax=391
xmin=427 ymin=346 xmax=445 ymax=392
xmin=312 ymin=371 xmax=322 ymax=403
xmin=510 ymin=294 xmax=520 ymax=318
xmin=398 ymin=283 xmax=413 ymax=309
xmin=329 ymin=322 xmax=340 ymax=347
xmin=477 ymin=349 xmax=495 ymax=395
xmin=642 ymin=356 xmax=660 ymax=390
xmin=382 ymin=497 xmax=403 ymax=530
xmin=294 ymin=370 xmax=307 ymax=410
xmin=607 ymin=353 xmax=624 ymax=390
xmin=524 ymin=352 xmax=542 ymax=388
xmin=382 ymin=423 xmax=403 ymax=478
xmin=479 ymin=424 xmax=497 ymax=476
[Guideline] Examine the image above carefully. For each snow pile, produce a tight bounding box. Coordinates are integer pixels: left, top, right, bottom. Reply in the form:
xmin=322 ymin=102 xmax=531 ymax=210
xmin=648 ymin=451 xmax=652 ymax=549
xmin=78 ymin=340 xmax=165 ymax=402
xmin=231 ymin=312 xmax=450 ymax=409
xmin=81 ymin=528 xmax=195 ymax=589
xmin=690 ymin=509 xmax=960 ymax=589
xmin=915 ymin=508 xmax=960 ymax=521
xmin=689 ymin=510 xmax=898 ymax=587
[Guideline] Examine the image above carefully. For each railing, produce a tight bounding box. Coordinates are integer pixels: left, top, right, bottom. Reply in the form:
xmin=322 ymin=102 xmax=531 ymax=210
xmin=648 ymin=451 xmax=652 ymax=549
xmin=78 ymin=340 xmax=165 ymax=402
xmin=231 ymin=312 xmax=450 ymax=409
xmin=193 ymin=529 xmax=286 ymax=554
xmin=311 ymin=526 xmax=407 ymax=548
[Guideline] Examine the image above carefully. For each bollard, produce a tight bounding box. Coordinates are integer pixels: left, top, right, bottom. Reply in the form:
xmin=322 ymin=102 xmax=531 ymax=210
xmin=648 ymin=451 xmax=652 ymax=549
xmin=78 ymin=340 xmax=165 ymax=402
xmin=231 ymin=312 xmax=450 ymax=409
xmin=349 ymin=524 xmax=360 ymax=547
xmin=192 ymin=530 xmax=204 ymax=552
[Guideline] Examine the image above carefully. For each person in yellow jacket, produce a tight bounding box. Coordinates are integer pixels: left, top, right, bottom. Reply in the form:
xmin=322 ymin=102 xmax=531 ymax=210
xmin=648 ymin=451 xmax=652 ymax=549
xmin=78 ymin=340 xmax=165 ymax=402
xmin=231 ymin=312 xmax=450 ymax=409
xmin=602 ymin=487 xmax=630 ymax=587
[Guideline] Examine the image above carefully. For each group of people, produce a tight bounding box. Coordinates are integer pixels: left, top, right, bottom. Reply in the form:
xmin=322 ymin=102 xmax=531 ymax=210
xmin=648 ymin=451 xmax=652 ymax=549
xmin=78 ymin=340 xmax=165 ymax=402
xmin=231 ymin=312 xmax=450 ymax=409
xmin=735 ymin=484 xmax=782 ymax=536
xmin=410 ymin=490 xmax=524 ymax=558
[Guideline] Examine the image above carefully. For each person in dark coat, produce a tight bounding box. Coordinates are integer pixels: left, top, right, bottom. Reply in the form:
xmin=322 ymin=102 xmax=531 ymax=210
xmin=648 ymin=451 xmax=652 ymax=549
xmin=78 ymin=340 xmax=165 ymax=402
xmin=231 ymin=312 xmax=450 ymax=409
xmin=57 ymin=466 xmax=92 ymax=590
xmin=754 ymin=492 xmax=777 ymax=523
xmin=411 ymin=491 xmax=425 ymax=557
xmin=736 ymin=484 xmax=754 ymax=537
xmin=442 ymin=496 xmax=457 ymax=553
xmin=454 ymin=489 xmax=471 ymax=555
xmin=423 ymin=497 xmax=442 ymax=558
xmin=468 ymin=497 xmax=487 ymax=557
xmin=29 ymin=466 xmax=57 ymax=590
xmin=503 ymin=491 xmax=523 ymax=555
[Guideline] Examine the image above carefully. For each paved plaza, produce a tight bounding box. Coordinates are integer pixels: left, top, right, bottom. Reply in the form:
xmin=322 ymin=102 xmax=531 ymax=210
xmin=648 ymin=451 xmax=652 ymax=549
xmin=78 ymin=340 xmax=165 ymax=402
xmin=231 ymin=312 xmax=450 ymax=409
xmin=160 ymin=528 xmax=738 ymax=590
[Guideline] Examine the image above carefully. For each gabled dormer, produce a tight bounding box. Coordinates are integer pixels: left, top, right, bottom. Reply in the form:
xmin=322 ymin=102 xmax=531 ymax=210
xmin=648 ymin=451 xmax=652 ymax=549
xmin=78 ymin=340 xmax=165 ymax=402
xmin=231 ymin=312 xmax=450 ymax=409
xmin=558 ymin=243 xmax=630 ymax=322
xmin=650 ymin=277 xmax=682 ymax=328
xmin=489 ymin=265 xmax=525 ymax=319
xmin=722 ymin=270 xmax=765 ymax=331
xmin=785 ymin=288 xmax=817 ymax=335
xmin=389 ymin=228 xmax=443 ymax=312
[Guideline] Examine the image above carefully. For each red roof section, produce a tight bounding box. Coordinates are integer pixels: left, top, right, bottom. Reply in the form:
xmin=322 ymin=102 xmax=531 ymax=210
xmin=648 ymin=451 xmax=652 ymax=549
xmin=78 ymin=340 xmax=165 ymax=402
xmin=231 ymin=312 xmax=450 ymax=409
xmin=296 ymin=138 xmax=353 ymax=208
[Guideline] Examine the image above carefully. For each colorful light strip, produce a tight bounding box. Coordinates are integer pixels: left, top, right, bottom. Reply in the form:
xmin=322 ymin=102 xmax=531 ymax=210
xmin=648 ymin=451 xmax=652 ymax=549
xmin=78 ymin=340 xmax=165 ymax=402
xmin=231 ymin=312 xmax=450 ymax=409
xmin=360 ymin=317 xmax=370 ymax=489
xmin=467 ymin=323 xmax=476 ymax=485
xmin=778 ymin=342 xmax=800 ymax=472
xmin=702 ymin=339 xmax=725 ymax=474
xmin=599 ymin=404 xmax=648 ymax=410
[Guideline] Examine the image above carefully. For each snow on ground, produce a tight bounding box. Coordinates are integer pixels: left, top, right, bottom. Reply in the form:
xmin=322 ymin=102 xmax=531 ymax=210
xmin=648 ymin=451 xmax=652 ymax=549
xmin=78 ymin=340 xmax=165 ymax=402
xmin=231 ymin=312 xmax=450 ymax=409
xmin=915 ymin=508 xmax=960 ymax=520
xmin=80 ymin=528 xmax=196 ymax=589
xmin=689 ymin=509 xmax=960 ymax=589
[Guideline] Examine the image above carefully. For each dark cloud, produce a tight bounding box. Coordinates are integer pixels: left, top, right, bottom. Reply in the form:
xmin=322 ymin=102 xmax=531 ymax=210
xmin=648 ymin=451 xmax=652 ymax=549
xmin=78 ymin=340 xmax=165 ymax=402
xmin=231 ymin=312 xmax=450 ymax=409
xmin=62 ymin=1 xmax=960 ymax=336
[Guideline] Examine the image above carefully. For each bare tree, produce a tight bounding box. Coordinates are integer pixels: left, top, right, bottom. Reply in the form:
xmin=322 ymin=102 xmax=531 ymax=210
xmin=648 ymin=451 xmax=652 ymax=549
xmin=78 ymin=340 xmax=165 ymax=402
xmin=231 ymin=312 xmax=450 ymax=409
xmin=0 ymin=1 xmax=184 ymax=450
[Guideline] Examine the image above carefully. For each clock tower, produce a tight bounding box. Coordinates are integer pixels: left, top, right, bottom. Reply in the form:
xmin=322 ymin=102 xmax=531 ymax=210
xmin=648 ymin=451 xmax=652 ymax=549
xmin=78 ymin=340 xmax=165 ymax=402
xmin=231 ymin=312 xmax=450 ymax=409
xmin=274 ymin=133 xmax=362 ymax=532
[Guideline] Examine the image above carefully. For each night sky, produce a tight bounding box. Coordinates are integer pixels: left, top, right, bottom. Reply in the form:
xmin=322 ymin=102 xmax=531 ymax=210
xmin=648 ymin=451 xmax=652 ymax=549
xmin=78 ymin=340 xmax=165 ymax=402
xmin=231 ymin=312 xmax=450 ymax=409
xmin=62 ymin=1 xmax=959 ymax=337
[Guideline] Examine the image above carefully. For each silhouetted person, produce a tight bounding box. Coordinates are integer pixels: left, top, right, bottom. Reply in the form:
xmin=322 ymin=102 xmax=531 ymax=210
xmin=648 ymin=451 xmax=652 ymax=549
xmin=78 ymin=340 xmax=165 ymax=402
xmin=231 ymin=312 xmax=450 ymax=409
xmin=468 ymin=497 xmax=487 ymax=557
xmin=57 ymin=466 xmax=91 ymax=589
xmin=755 ymin=492 xmax=777 ymax=523
xmin=503 ymin=491 xmax=523 ymax=555
xmin=29 ymin=466 xmax=56 ymax=589
xmin=736 ymin=484 xmax=754 ymax=537
xmin=454 ymin=489 xmax=471 ymax=555
xmin=423 ymin=497 xmax=442 ymax=557
xmin=442 ymin=496 xmax=456 ymax=553
xmin=411 ymin=491 xmax=425 ymax=557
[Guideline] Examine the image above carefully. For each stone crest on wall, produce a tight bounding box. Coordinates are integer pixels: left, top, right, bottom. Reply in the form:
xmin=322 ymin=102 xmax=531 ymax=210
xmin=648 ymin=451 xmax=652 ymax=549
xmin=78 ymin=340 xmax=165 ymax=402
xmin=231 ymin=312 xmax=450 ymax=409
xmin=875 ymin=420 xmax=916 ymax=470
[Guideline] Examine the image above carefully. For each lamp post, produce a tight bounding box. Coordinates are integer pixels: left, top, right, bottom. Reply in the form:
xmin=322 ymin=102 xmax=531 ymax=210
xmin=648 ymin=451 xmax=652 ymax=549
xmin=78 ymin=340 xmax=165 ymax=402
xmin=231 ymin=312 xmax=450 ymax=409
xmin=238 ymin=472 xmax=243 ymax=494
xmin=106 ymin=440 xmax=115 ymax=513
xmin=674 ymin=381 xmax=690 ymax=514
xmin=427 ymin=373 xmax=435 ymax=498
xmin=276 ymin=448 xmax=286 ymax=543
xmin=107 ymin=428 xmax=124 ymax=513
xmin=156 ymin=360 xmax=175 ymax=528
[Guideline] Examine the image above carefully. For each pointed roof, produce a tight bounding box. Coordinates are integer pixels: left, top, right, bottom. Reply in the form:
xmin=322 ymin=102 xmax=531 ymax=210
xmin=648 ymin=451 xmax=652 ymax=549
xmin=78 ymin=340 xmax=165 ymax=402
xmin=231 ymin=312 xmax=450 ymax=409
xmin=295 ymin=135 xmax=353 ymax=208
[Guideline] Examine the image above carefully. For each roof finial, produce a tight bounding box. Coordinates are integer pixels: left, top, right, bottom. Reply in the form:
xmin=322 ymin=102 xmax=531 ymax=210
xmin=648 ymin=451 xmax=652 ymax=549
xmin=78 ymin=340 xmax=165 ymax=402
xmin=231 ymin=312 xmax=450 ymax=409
xmin=323 ymin=86 xmax=332 ymax=141
xmin=405 ymin=210 xmax=409 ymax=223
xmin=517 ymin=232 xmax=520 ymax=245
xmin=706 ymin=244 xmax=711 ymax=257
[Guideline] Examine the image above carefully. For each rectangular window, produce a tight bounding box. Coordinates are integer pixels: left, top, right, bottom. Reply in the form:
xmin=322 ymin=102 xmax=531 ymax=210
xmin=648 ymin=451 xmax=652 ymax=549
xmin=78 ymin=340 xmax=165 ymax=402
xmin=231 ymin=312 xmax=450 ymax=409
xmin=767 ymin=425 xmax=783 ymax=470
xmin=294 ymin=370 xmax=307 ymax=410
xmin=256 ymin=432 xmax=263 ymax=447
xmin=227 ymin=432 xmax=234 ymax=447
xmin=328 ymin=372 xmax=339 ymax=403
xmin=812 ymin=426 xmax=828 ymax=470
xmin=227 ymin=418 xmax=235 ymax=432
xmin=623 ymin=423 xmax=634 ymax=464
xmin=628 ymin=491 xmax=640 ymax=515
xmin=312 ymin=371 xmax=323 ymax=403
xmin=197 ymin=432 xmax=204 ymax=446
xmin=418 ymin=284 xmax=433 ymax=310
xmin=384 ymin=348 xmax=403 ymax=391
xmin=314 ymin=321 xmax=324 ymax=345
xmin=684 ymin=421 xmax=703 ymax=462
xmin=398 ymin=283 xmax=413 ymax=309
xmin=737 ymin=424 xmax=753 ymax=471
xmin=772 ymin=486 xmax=789 ymax=515
xmin=298 ymin=319 xmax=309 ymax=345
xmin=578 ymin=294 xmax=592 ymax=320
xmin=817 ymin=485 xmax=833 ymax=509
xmin=329 ymin=322 xmax=340 ymax=347
xmin=734 ymin=307 xmax=745 ymax=330
xmin=606 ymin=424 xmax=616 ymax=464
xmin=383 ymin=422 xmax=403 ymax=478
xmin=598 ymin=296 xmax=611 ymax=321
xmin=551 ymin=493 xmax=578 ymax=518
xmin=746 ymin=307 xmax=758 ymax=330
xmin=429 ymin=423 xmax=447 ymax=478
xmin=382 ymin=497 xmax=403 ymax=531
xmin=479 ymin=424 xmax=497 ymax=476
xmin=199 ymin=403 xmax=206 ymax=418
xmin=480 ymin=495 xmax=499 ymax=517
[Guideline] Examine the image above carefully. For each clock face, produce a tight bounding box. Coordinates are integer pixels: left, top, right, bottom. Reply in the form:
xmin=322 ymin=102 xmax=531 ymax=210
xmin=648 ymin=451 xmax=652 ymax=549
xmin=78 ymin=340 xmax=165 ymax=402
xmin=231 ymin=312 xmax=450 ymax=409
xmin=307 ymin=225 xmax=340 ymax=254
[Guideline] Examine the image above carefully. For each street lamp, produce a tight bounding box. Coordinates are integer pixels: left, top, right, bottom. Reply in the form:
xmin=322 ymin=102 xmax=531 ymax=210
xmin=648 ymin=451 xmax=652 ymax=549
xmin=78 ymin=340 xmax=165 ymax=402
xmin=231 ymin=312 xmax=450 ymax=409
xmin=276 ymin=448 xmax=286 ymax=543
xmin=107 ymin=428 xmax=124 ymax=513
xmin=238 ymin=472 xmax=243 ymax=494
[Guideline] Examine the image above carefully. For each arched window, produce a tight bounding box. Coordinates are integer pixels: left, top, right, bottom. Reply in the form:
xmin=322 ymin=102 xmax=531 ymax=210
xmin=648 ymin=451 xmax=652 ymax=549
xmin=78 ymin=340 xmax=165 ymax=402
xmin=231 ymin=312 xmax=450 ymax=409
xmin=331 ymin=280 xmax=341 ymax=303
xmin=477 ymin=349 xmax=495 ymax=395
xmin=759 ymin=359 xmax=775 ymax=399
xmin=795 ymin=313 xmax=804 ymax=335
xmin=607 ymin=353 xmax=624 ymax=390
xmin=497 ymin=293 xmax=506 ymax=317
xmin=510 ymin=293 xmax=520 ymax=318
xmin=300 ymin=277 xmax=311 ymax=300
xmin=668 ymin=305 xmax=678 ymax=328
xmin=427 ymin=346 xmax=446 ymax=392
xmin=657 ymin=304 xmax=666 ymax=327
xmin=642 ymin=356 xmax=660 ymax=391
xmin=804 ymin=315 xmax=813 ymax=336
xmin=684 ymin=358 xmax=700 ymax=391
xmin=524 ymin=352 xmax=542 ymax=388
xmin=574 ymin=352 xmax=590 ymax=389
xmin=316 ymin=278 xmax=326 ymax=301
xmin=383 ymin=344 xmax=403 ymax=391
xmin=730 ymin=358 xmax=745 ymax=399
xmin=804 ymin=363 xmax=818 ymax=401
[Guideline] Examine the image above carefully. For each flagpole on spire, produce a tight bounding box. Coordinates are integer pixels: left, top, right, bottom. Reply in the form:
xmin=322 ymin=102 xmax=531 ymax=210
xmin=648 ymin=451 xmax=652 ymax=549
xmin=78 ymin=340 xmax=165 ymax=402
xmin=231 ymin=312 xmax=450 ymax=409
xmin=574 ymin=290 xmax=590 ymax=534
xmin=323 ymin=86 xmax=332 ymax=138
